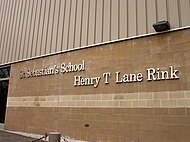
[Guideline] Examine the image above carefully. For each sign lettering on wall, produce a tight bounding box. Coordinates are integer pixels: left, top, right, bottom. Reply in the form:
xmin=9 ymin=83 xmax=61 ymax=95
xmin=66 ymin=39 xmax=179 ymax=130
xmin=19 ymin=60 xmax=179 ymax=88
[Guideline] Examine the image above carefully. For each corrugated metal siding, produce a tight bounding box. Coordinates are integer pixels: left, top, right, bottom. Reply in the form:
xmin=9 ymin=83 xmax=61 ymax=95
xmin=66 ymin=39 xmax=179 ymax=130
xmin=0 ymin=0 xmax=190 ymax=65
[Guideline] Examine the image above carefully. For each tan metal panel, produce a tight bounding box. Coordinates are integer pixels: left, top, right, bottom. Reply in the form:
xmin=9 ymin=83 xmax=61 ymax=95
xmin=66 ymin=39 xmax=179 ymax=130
xmin=119 ymin=0 xmax=127 ymax=39
xmin=179 ymin=0 xmax=190 ymax=26
xmin=111 ymin=0 xmax=119 ymax=40
xmin=8 ymin=0 xmax=19 ymax=62
xmin=6 ymin=0 xmax=17 ymax=63
xmin=56 ymin=0 xmax=65 ymax=52
xmin=81 ymin=0 xmax=89 ymax=46
xmin=74 ymin=0 xmax=83 ymax=48
xmin=31 ymin=0 xmax=42 ymax=57
xmin=95 ymin=0 xmax=103 ymax=43
xmin=3 ymin=0 xmax=14 ymax=63
xmin=62 ymin=0 xmax=71 ymax=50
xmin=51 ymin=0 xmax=60 ymax=53
xmin=0 ymin=0 xmax=8 ymax=63
xmin=41 ymin=0 xmax=51 ymax=55
xmin=103 ymin=0 xmax=111 ymax=42
xmin=157 ymin=0 xmax=167 ymax=21
xmin=168 ymin=0 xmax=179 ymax=28
xmin=18 ymin=0 xmax=30 ymax=60
xmin=12 ymin=0 xmax=22 ymax=61
xmin=15 ymin=0 xmax=26 ymax=61
xmin=137 ymin=0 xmax=146 ymax=35
xmin=35 ymin=0 xmax=45 ymax=57
xmin=68 ymin=0 xmax=77 ymax=50
xmin=147 ymin=0 xmax=156 ymax=33
xmin=128 ymin=0 xmax=137 ymax=37
xmin=45 ymin=0 xmax=55 ymax=54
xmin=88 ymin=0 xmax=96 ymax=45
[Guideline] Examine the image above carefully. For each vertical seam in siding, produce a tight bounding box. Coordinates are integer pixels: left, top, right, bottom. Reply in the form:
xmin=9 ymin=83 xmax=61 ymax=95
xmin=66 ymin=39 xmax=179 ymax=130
xmin=0 ymin=0 xmax=8 ymax=63
xmin=166 ymin=0 xmax=169 ymax=21
xmin=73 ymin=0 xmax=78 ymax=48
xmin=0 ymin=0 xmax=4 ymax=37
xmin=50 ymin=0 xmax=56 ymax=52
xmin=135 ymin=0 xmax=138 ymax=35
xmin=101 ymin=0 xmax=104 ymax=42
xmin=0 ymin=0 xmax=4 ymax=25
xmin=11 ymin=0 xmax=21 ymax=61
xmin=177 ymin=0 xmax=181 ymax=27
xmin=35 ymin=0 xmax=43 ymax=56
xmin=101 ymin=0 xmax=104 ymax=43
xmin=3 ymin=0 xmax=13 ymax=63
xmin=86 ymin=0 xmax=90 ymax=45
xmin=55 ymin=0 xmax=61 ymax=52
xmin=145 ymin=0 xmax=148 ymax=34
xmin=155 ymin=0 xmax=158 ymax=22
xmin=22 ymin=0 xmax=31 ymax=58
xmin=61 ymin=0 xmax=66 ymax=51
xmin=6 ymin=0 xmax=16 ymax=62
xmin=18 ymin=0 xmax=27 ymax=60
xmin=68 ymin=0 xmax=76 ymax=49
xmin=40 ymin=0 xmax=47 ymax=55
xmin=26 ymin=0 xmax=34 ymax=58
xmin=0 ymin=0 xmax=7 ymax=62
xmin=66 ymin=0 xmax=72 ymax=49
xmin=14 ymin=0 xmax=24 ymax=60
xmin=10 ymin=0 xmax=19 ymax=62
xmin=79 ymin=0 xmax=84 ymax=47
xmin=118 ymin=0 xmax=120 ymax=39
xmin=94 ymin=0 xmax=97 ymax=44
xmin=126 ymin=0 xmax=128 ymax=37
xmin=0 ymin=0 xmax=6 ymax=62
xmin=110 ymin=0 xmax=112 ymax=41
xmin=44 ymin=0 xmax=52 ymax=54
xmin=30 ymin=0 xmax=38 ymax=57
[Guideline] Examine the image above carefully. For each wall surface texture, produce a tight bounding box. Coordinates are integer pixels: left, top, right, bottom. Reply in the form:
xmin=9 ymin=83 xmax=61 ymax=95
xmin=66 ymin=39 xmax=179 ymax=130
xmin=0 ymin=0 xmax=190 ymax=65
xmin=5 ymin=28 xmax=190 ymax=142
